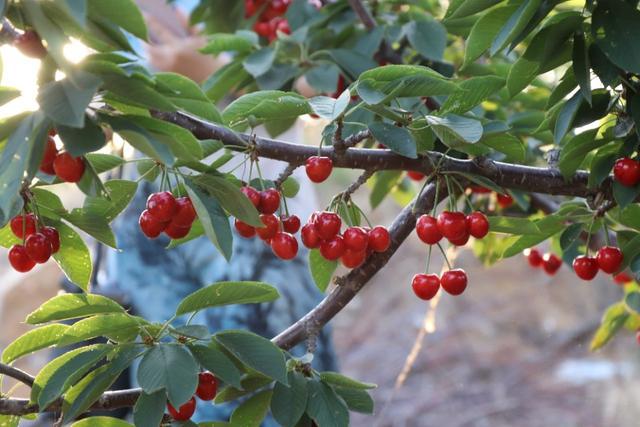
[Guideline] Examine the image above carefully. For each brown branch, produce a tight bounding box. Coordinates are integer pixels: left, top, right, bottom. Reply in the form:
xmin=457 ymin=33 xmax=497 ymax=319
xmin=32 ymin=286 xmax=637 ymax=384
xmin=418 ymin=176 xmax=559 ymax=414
xmin=347 ymin=0 xmax=377 ymax=30
xmin=0 ymin=364 xmax=35 ymax=387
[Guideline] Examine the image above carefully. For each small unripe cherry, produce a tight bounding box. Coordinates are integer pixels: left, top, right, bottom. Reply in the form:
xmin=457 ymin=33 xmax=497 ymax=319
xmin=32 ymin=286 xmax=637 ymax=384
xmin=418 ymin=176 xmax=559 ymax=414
xmin=10 ymin=213 xmax=36 ymax=239
xmin=411 ymin=274 xmax=440 ymax=300
xmin=235 ymin=219 xmax=256 ymax=238
xmin=613 ymin=157 xmax=640 ymax=187
xmin=305 ymin=156 xmax=333 ymax=183
xmin=8 ymin=245 xmax=36 ymax=273
xmin=596 ymin=246 xmax=623 ymax=274
xmin=271 ymin=232 xmax=299 ymax=260
xmin=139 ymin=210 xmax=168 ymax=239
xmin=523 ymin=248 xmax=543 ymax=267
xmin=282 ymin=215 xmax=301 ymax=233
xmin=320 ymin=235 xmax=345 ymax=260
xmin=416 ymin=215 xmax=442 ymax=245
xmin=542 ymin=253 xmax=562 ymax=275
xmin=146 ymin=191 xmax=178 ymax=223
xmin=256 ymin=214 xmax=280 ymax=240
xmin=466 ymin=211 xmax=489 ymax=239
xmin=172 ymin=197 xmax=197 ymax=227
xmin=440 ymin=269 xmax=468 ymax=295
xmin=301 ymin=223 xmax=322 ymax=249
xmin=259 ymin=188 xmax=280 ymax=214
xmin=343 ymin=227 xmax=369 ymax=252
xmin=368 ymin=226 xmax=390 ymax=252
xmin=573 ymin=255 xmax=599 ymax=281
xmin=341 ymin=248 xmax=367 ymax=269
xmin=39 ymin=137 xmax=58 ymax=175
xmin=53 ymin=152 xmax=85 ymax=183
xmin=241 ymin=186 xmax=262 ymax=208
xmin=25 ymin=232 xmax=52 ymax=263
xmin=167 ymin=397 xmax=196 ymax=421
xmin=196 ymin=372 xmax=218 ymax=401
xmin=41 ymin=226 xmax=60 ymax=254
xmin=314 ymin=212 xmax=341 ymax=240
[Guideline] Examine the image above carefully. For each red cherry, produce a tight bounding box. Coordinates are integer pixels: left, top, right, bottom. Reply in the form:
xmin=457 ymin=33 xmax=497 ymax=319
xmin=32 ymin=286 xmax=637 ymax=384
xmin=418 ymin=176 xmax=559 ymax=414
xmin=314 ymin=212 xmax=342 ymax=240
xmin=466 ymin=211 xmax=489 ymax=239
xmin=256 ymin=214 xmax=279 ymax=240
xmin=523 ymin=248 xmax=543 ymax=267
xmin=368 ymin=226 xmax=391 ymax=252
xmin=14 ymin=30 xmax=47 ymax=58
xmin=254 ymin=21 xmax=272 ymax=38
xmin=25 ymin=232 xmax=52 ymax=263
xmin=167 ymin=397 xmax=196 ymax=421
xmin=139 ymin=210 xmax=168 ymax=239
xmin=542 ymin=253 xmax=562 ymax=275
xmin=41 ymin=226 xmax=60 ymax=254
xmin=282 ymin=215 xmax=301 ymax=233
xmin=448 ymin=231 xmax=470 ymax=246
xmin=411 ymin=273 xmax=440 ymax=300
xmin=407 ymin=171 xmax=425 ymax=181
xmin=596 ymin=246 xmax=624 ymax=274
xmin=573 ymin=255 xmax=599 ymax=280
xmin=614 ymin=272 xmax=633 ymax=284
xmin=39 ymin=137 xmax=58 ymax=175
xmin=195 ymin=372 xmax=218 ymax=401
xmin=343 ymin=227 xmax=369 ymax=252
xmin=301 ymin=223 xmax=322 ymax=249
xmin=258 ymin=189 xmax=280 ymax=214
xmin=305 ymin=156 xmax=333 ymax=183
xmin=164 ymin=222 xmax=191 ymax=239
xmin=496 ymin=193 xmax=514 ymax=208
xmin=271 ymin=232 xmax=298 ymax=260
xmin=440 ymin=269 xmax=468 ymax=296
xmin=341 ymin=248 xmax=367 ymax=268
xmin=173 ymin=197 xmax=197 ymax=227
xmin=416 ymin=215 xmax=442 ymax=245
xmin=320 ymin=235 xmax=345 ymax=260
xmin=613 ymin=157 xmax=640 ymax=187
xmin=235 ymin=219 xmax=256 ymax=238
xmin=53 ymin=153 xmax=85 ymax=183
xmin=8 ymin=245 xmax=36 ymax=272
xmin=436 ymin=211 xmax=467 ymax=241
xmin=10 ymin=213 xmax=36 ymax=239
xmin=241 ymin=186 xmax=261 ymax=209
xmin=470 ymin=186 xmax=491 ymax=194
xmin=146 ymin=191 xmax=178 ymax=223
xmin=636 ymin=330 xmax=640 ymax=346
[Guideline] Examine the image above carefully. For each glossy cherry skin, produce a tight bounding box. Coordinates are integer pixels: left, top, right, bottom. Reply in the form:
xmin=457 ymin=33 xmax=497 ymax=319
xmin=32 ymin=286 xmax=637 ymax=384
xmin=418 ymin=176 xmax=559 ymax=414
xmin=9 ymin=245 xmax=36 ymax=272
xmin=440 ymin=269 xmax=468 ymax=296
xmin=256 ymin=214 xmax=280 ymax=240
xmin=412 ymin=274 xmax=440 ymax=300
xmin=614 ymin=272 xmax=633 ymax=285
xmin=241 ymin=186 xmax=261 ymax=208
xmin=407 ymin=171 xmax=425 ymax=181
xmin=301 ymin=223 xmax=322 ymax=249
xmin=314 ymin=212 xmax=342 ymax=240
xmin=139 ymin=210 xmax=168 ymax=239
xmin=613 ymin=157 xmax=640 ymax=187
xmin=146 ymin=191 xmax=178 ymax=222
xmin=573 ymin=255 xmax=599 ymax=280
xmin=271 ymin=232 xmax=299 ymax=260
xmin=196 ymin=372 xmax=218 ymax=401
xmin=235 ymin=219 xmax=256 ymax=238
xmin=164 ymin=222 xmax=191 ymax=239
xmin=25 ymin=232 xmax=52 ymax=263
xmin=436 ymin=211 xmax=468 ymax=241
xmin=39 ymin=137 xmax=58 ymax=175
xmin=305 ymin=156 xmax=333 ymax=183
xmin=53 ymin=153 xmax=85 ymax=183
xmin=448 ymin=231 xmax=470 ymax=246
xmin=172 ymin=197 xmax=197 ymax=227
xmin=14 ymin=30 xmax=47 ymax=58
xmin=320 ymin=235 xmax=345 ymax=260
xmin=343 ymin=227 xmax=369 ymax=252
xmin=167 ymin=397 xmax=196 ymax=421
xmin=416 ymin=215 xmax=442 ymax=245
xmin=596 ymin=246 xmax=624 ymax=274
xmin=41 ymin=226 xmax=60 ymax=254
xmin=524 ymin=248 xmax=543 ymax=267
xmin=259 ymin=188 xmax=280 ymax=214
xmin=368 ymin=226 xmax=391 ymax=252
xmin=341 ymin=248 xmax=367 ymax=269
xmin=466 ymin=211 xmax=489 ymax=239
xmin=542 ymin=253 xmax=562 ymax=275
xmin=496 ymin=193 xmax=514 ymax=208
xmin=282 ymin=215 xmax=301 ymax=234
xmin=10 ymin=213 xmax=36 ymax=239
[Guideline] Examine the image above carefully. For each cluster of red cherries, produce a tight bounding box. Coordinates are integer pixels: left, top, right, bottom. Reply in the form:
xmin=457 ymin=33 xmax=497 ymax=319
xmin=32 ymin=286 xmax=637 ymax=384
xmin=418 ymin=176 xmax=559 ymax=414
xmin=245 ymin=0 xmax=291 ymax=42
xmin=7 ymin=213 xmax=60 ymax=273
xmin=469 ymin=185 xmax=514 ymax=208
xmin=138 ymin=192 xmax=198 ymax=239
xmin=572 ymin=246 xmax=624 ymax=281
xmin=40 ymin=132 xmax=86 ymax=183
xmin=167 ymin=372 xmax=217 ymax=421
xmin=523 ymin=248 xmax=562 ymax=274
xmin=613 ymin=157 xmax=640 ymax=187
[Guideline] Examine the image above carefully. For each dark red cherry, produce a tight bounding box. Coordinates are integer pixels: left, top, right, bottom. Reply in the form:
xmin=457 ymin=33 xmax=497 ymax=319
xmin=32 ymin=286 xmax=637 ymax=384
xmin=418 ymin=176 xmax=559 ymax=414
xmin=259 ymin=188 xmax=280 ymax=214
xmin=14 ymin=30 xmax=47 ymax=58
xmin=301 ymin=223 xmax=322 ymax=248
xmin=235 ymin=219 xmax=256 ymax=238
xmin=407 ymin=171 xmax=425 ymax=181
xmin=573 ymin=255 xmax=598 ymax=281
xmin=436 ymin=211 xmax=467 ymax=241
xmin=10 ymin=213 xmax=36 ymax=239
xmin=41 ymin=226 xmax=60 ymax=254
xmin=139 ymin=210 xmax=168 ymax=238
xmin=164 ymin=222 xmax=191 ymax=239
xmin=466 ymin=211 xmax=489 ymax=239
xmin=416 ymin=215 xmax=442 ymax=245
xmin=411 ymin=274 xmax=440 ymax=300
xmin=25 ymin=232 xmax=52 ymax=263
xmin=614 ymin=272 xmax=633 ymax=285
xmin=39 ymin=137 xmax=58 ymax=175
xmin=320 ymin=235 xmax=345 ymax=260
xmin=241 ymin=186 xmax=261 ymax=209
xmin=596 ymin=246 xmax=623 ymax=274
xmin=146 ymin=191 xmax=178 ymax=223
xmin=172 ymin=197 xmax=197 ymax=227
xmin=524 ymin=248 xmax=543 ymax=267
xmin=271 ymin=232 xmax=298 ymax=260
xmin=613 ymin=157 xmax=640 ymax=187
xmin=9 ymin=245 xmax=36 ymax=272
xmin=305 ymin=156 xmax=333 ymax=183
xmin=496 ymin=193 xmax=514 ymax=208
xmin=341 ymin=248 xmax=367 ymax=269
xmin=195 ymin=372 xmax=218 ymax=401
xmin=542 ymin=253 xmax=562 ymax=275
xmin=282 ymin=215 xmax=301 ymax=233
xmin=343 ymin=227 xmax=369 ymax=252
xmin=440 ymin=269 xmax=468 ymax=296
xmin=53 ymin=152 xmax=85 ymax=183
xmin=314 ymin=212 xmax=341 ymax=240
xmin=167 ymin=397 xmax=196 ymax=421
xmin=368 ymin=226 xmax=390 ymax=252
xmin=256 ymin=214 xmax=279 ymax=240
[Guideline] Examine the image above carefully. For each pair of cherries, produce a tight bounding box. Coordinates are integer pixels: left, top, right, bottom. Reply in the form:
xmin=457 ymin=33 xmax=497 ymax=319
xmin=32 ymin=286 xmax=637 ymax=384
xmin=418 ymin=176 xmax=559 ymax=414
xmin=40 ymin=135 xmax=86 ymax=183
xmin=301 ymin=211 xmax=391 ymax=268
xmin=572 ymin=246 xmax=624 ymax=281
xmin=524 ymin=248 xmax=562 ymax=274
xmin=167 ymin=372 xmax=217 ymax=421
xmin=469 ymin=186 xmax=514 ymax=208
xmin=613 ymin=157 xmax=640 ymax=187
xmin=8 ymin=213 xmax=60 ymax=273
xmin=235 ymin=213 xmax=300 ymax=260
xmin=416 ymin=211 xmax=489 ymax=247
xmin=139 ymin=192 xmax=197 ymax=239
xmin=412 ymin=269 xmax=468 ymax=300
xmin=246 ymin=0 xmax=291 ymax=41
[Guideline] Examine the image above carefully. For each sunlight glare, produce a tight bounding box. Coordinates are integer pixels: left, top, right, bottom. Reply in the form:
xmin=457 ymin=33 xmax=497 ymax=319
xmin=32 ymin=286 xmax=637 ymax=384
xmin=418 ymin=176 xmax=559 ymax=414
xmin=0 ymin=45 xmax=40 ymax=118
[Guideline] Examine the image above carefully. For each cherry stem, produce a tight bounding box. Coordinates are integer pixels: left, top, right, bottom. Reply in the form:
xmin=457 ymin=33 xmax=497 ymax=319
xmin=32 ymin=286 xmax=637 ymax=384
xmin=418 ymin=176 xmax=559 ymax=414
xmin=603 ymin=221 xmax=611 ymax=246
xmin=436 ymin=242 xmax=452 ymax=270
xmin=444 ymin=175 xmax=455 ymax=211
xmin=585 ymin=218 xmax=596 ymax=256
xmin=254 ymin=160 xmax=266 ymax=191
xmin=135 ymin=164 xmax=159 ymax=183
xmin=431 ymin=176 xmax=440 ymax=217
xmin=450 ymin=176 xmax=474 ymax=212
xmin=353 ymin=203 xmax=373 ymax=228
xmin=426 ymin=245 xmax=433 ymax=273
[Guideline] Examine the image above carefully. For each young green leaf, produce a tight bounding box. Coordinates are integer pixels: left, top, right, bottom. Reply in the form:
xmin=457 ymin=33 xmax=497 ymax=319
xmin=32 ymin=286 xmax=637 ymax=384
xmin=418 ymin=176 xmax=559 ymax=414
xmin=26 ymin=293 xmax=125 ymax=325
xmin=51 ymin=221 xmax=93 ymax=291
xmin=133 ymin=391 xmax=166 ymax=427
xmin=175 ymin=281 xmax=279 ymax=315
xmin=591 ymin=302 xmax=628 ymax=351
xmin=56 ymin=313 xmax=142 ymax=347
xmin=229 ymin=390 xmax=273 ymax=427
xmin=1 ymin=324 xmax=69 ymax=364
xmin=309 ymin=249 xmax=338 ymax=292
xmin=319 ymin=372 xmax=377 ymax=390
xmin=368 ymin=122 xmax=417 ymax=159
xmin=271 ymin=371 xmax=308 ymax=427
xmin=306 ymin=380 xmax=349 ymax=427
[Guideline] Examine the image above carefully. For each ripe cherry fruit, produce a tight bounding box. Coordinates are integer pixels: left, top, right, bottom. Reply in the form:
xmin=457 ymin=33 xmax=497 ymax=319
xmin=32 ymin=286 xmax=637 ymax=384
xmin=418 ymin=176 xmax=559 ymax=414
xmin=8 ymin=245 xmax=36 ymax=273
xmin=10 ymin=213 xmax=36 ymax=239
xmin=301 ymin=223 xmax=322 ymax=249
xmin=448 ymin=231 xmax=470 ymax=246
xmin=542 ymin=253 xmax=562 ymax=275
xmin=523 ymin=248 xmax=543 ymax=267
xmin=235 ymin=219 xmax=256 ymax=238
xmin=241 ymin=186 xmax=261 ymax=208
xmin=39 ymin=137 xmax=58 ymax=175
xmin=407 ymin=171 xmax=425 ymax=181
xmin=343 ymin=227 xmax=369 ymax=252
xmin=596 ymin=246 xmax=623 ymax=274
xmin=139 ymin=210 xmax=168 ymax=239
xmin=436 ymin=211 xmax=467 ymax=241
xmin=41 ymin=226 xmax=60 ymax=254
xmin=146 ymin=191 xmax=178 ymax=222
xmin=305 ymin=156 xmax=333 ymax=183
xmin=167 ymin=397 xmax=196 ymax=421
xmin=614 ymin=272 xmax=633 ymax=285
xmin=271 ymin=232 xmax=299 ymax=260
xmin=53 ymin=153 xmax=85 ymax=183
xmin=496 ymin=193 xmax=514 ymax=208
xmin=416 ymin=215 xmax=442 ymax=245
xmin=341 ymin=248 xmax=366 ymax=269
xmin=613 ymin=157 xmax=640 ymax=187
xmin=25 ymin=233 xmax=52 ymax=263
xmin=411 ymin=274 xmax=440 ymax=300
xmin=573 ymin=255 xmax=598 ymax=280
xmin=440 ymin=269 xmax=468 ymax=296
xmin=466 ymin=211 xmax=489 ymax=239
xmin=320 ymin=235 xmax=345 ymax=260
xmin=282 ymin=215 xmax=301 ymax=234
xmin=314 ymin=211 xmax=341 ymax=240
xmin=368 ymin=226 xmax=390 ymax=252
xmin=14 ymin=30 xmax=47 ymax=58
xmin=195 ymin=372 xmax=218 ymax=401
xmin=256 ymin=214 xmax=280 ymax=240
xmin=164 ymin=222 xmax=191 ymax=239
xmin=173 ymin=197 xmax=197 ymax=227
xmin=259 ymin=188 xmax=280 ymax=214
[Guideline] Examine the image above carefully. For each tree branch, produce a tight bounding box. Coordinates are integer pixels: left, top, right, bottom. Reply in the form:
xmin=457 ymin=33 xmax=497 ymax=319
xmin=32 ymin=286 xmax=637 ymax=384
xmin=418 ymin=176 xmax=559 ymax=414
xmin=347 ymin=0 xmax=377 ymax=30
xmin=0 ymin=364 xmax=34 ymax=387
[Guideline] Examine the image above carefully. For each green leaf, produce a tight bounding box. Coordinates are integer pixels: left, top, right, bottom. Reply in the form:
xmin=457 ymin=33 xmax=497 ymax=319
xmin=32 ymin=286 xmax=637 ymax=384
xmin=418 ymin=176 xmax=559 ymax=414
xmin=105 ymin=115 xmax=175 ymax=166
xmin=369 ymin=171 xmax=403 ymax=208
xmin=87 ymin=0 xmax=147 ymax=40
xmin=137 ymin=344 xmax=198 ymax=407
xmin=309 ymin=249 xmax=338 ymax=292
xmin=319 ymin=372 xmax=377 ymax=390
xmin=572 ymin=32 xmax=591 ymax=104
xmin=79 ymin=180 xmax=138 ymax=223
xmin=309 ymin=91 xmax=351 ymax=121
xmin=85 ymin=153 xmax=124 ymax=174
xmin=625 ymin=292 xmax=640 ymax=314
xmin=51 ymin=221 xmax=93 ymax=291
xmin=333 ymin=387 xmax=374 ymax=414
xmin=0 ymin=87 xmax=20 ymax=105
xmin=153 ymin=73 xmax=221 ymax=123
xmin=1 ymin=324 xmax=69 ymax=364
xmin=222 ymin=91 xmax=311 ymax=128
xmin=57 ymin=119 xmax=107 ymax=157
xmin=125 ymin=115 xmax=203 ymax=161
xmin=358 ymin=65 xmax=457 ymax=98
xmin=368 ymin=122 xmax=417 ymax=159
xmin=188 ymin=343 xmax=243 ymax=388
xmin=176 ymin=281 xmax=279 ymax=315
xmin=554 ymin=92 xmax=582 ymax=145
xmin=133 ymin=390 xmax=166 ymax=427
xmin=480 ymin=133 xmax=525 ymax=162
xmin=490 ymin=0 xmax=542 ymax=55
xmin=425 ymin=114 xmax=483 ymax=147
xmin=405 ymin=18 xmax=447 ymax=61
xmin=203 ymin=61 xmax=251 ymax=103
xmin=440 ymin=76 xmax=505 ymax=114
xmin=306 ymin=380 xmax=349 ymax=427
xmin=215 ymin=330 xmax=287 ymax=384
xmin=613 ymin=181 xmax=640 ymax=210
xmin=229 ymin=390 xmax=273 ymax=427
xmin=56 ymin=313 xmax=141 ymax=347
xmin=200 ymin=33 xmax=255 ymax=55
xmin=37 ymin=71 xmax=101 ymax=128
xmin=592 ymin=0 xmax=640 ymax=74
xmin=463 ymin=5 xmax=519 ymax=68
xmin=214 ymin=374 xmax=273 ymax=404
xmin=591 ymin=302 xmax=628 ymax=351
xmin=558 ymin=129 xmax=604 ymax=178
xmin=502 ymin=215 xmax=565 ymax=258
xmin=547 ymin=68 xmax=577 ymax=109
xmin=26 ymin=293 xmax=125 ymax=324
xmin=560 ymin=223 xmax=584 ymax=250
xmin=329 ymin=49 xmax=378 ymax=80
xmin=271 ymin=371 xmax=308 ymax=427
xmin=71 ymin=417 xmax=133 ymax=427
xmin=243 ymin=48 xmax=276 ymax=77
xmin=445 ymin=0 xmax=501 ymax=20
